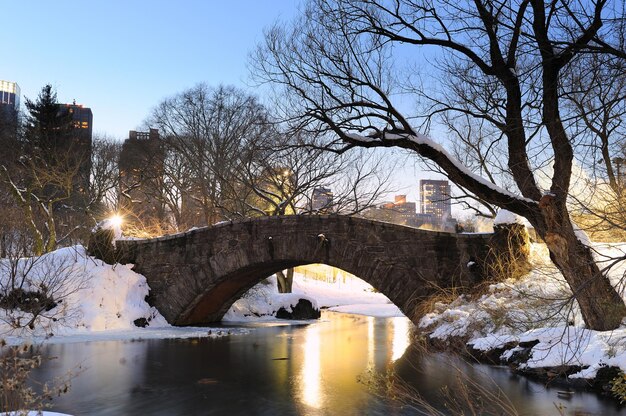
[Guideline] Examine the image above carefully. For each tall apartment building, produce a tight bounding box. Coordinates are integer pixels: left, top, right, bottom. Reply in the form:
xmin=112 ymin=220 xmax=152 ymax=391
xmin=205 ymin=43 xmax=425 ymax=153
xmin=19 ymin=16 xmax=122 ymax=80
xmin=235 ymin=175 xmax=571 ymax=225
xmin=119 ymin=129 xmax=165 ymax=226
xmin=0 ymin=81 xmax=20 ymax=157
xmin=420 ymin=179 xmax=452 ymax=226
xmin=312 ymin=186 xmax=334 ymax=212
xmin=57 ymin=103 xmax=93 ymax=197
xmin=0 ymin=80 xmax=20 ymax=109
xmin=0 ymin=80 xmax=20 ymax=129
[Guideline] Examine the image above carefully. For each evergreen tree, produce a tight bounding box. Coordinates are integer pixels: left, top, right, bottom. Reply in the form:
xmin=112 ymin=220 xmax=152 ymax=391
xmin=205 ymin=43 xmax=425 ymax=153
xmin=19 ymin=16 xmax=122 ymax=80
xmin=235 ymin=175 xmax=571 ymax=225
xmin=23 ymin=84 xmax=73 ymax=160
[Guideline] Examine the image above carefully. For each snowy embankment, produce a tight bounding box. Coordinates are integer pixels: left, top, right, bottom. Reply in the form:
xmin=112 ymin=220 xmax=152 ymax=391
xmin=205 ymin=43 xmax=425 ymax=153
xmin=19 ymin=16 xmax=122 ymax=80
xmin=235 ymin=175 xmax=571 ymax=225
xmin=223 ymin=273 xmax=402 ymax=321
xmin=419 ymin=235 xmax=626 ymax=381
xmin=0 ymin=246 xmax=247 ymax=345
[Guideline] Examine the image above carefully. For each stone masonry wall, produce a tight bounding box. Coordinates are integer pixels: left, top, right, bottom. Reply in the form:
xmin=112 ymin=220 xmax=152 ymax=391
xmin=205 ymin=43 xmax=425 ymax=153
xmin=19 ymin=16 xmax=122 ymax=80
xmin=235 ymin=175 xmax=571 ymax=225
xmin=114 ymin=215 xmax=494 ymax=326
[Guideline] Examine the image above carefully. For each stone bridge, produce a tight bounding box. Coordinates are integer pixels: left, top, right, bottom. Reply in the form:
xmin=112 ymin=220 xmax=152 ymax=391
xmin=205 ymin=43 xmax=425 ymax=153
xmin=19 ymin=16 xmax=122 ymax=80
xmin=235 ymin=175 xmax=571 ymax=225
xmin=112 ymin=215 xmax=498 ymax=326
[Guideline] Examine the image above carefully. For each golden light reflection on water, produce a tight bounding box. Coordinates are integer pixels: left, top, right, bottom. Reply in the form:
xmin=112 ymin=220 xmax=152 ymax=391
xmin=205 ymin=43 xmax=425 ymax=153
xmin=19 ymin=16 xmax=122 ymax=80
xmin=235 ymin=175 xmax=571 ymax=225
xmin=367 ymin=316 xmax=375 ymax=368
xmin=294 ymin=313 xmax=412 ymax=414
xmin=391 ymin=317 xmax=411 ymax=362
xmin=300 ymin=324 xmax=323 ymax=409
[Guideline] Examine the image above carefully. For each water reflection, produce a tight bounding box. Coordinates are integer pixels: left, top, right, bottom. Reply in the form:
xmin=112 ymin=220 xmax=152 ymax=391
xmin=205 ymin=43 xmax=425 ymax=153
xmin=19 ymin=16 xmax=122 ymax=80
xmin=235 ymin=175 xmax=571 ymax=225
xmin=367 ymin=316 xmax=375 ymax=368
xmin=391 ymin=317 xmax=411 ymax=362
xmin=299 ymin=324 xmax=322 ymax=409
xmin=293 ymin=312 xmax=404 ymax=415
xmin=27 ymin=312 xmax=622 ymax=416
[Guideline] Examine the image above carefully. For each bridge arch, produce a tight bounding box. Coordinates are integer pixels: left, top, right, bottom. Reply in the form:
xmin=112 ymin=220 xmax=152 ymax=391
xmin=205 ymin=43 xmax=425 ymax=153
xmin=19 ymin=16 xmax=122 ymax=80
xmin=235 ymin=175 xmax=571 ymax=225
xmin=115 ymin=215 xmax=491 ymax=326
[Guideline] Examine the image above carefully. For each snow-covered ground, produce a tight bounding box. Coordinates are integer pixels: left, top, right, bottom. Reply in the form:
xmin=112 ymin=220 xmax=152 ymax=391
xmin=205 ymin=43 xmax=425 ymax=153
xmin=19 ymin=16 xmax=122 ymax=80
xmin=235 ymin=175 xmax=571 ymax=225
xmin=223 ymin=272 xmax=402 ymax=321
xmin=0 ymin=246 xmax=250 ymax=345
xmin=419 ymin=241 xmax=626 ymax=379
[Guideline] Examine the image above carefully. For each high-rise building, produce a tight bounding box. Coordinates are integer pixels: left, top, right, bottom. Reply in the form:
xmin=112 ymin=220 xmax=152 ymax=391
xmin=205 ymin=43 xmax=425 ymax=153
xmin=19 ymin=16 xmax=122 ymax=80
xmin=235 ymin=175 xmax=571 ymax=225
xmin=57 ymin=103 xmax=93 ymax=196
xmin=119 ymin=129 xmax=165 ymax=226
xmin=362 ymin=194 xmax=424 ymax=227
xmin=0 ymin=81 xmax=20 ymax=176
xmin=0 ymin=80 xmax=20 ymax=127
xmin=420 ymin=179 xmax=452 ymax=226
xmin=0 ymin=80 xmax=20 ymax=109
xmin=58 ymin=103 xmax=93 ymax=139
xmin=312 ymin=186 xmax=334 ymax=212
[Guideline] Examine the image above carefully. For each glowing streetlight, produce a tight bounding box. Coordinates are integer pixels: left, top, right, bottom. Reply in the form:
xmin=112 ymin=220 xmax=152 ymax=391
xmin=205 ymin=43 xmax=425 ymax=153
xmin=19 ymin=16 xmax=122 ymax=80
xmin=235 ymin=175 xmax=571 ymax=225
xmin=108 ymin=214 xmax=123 ymax=229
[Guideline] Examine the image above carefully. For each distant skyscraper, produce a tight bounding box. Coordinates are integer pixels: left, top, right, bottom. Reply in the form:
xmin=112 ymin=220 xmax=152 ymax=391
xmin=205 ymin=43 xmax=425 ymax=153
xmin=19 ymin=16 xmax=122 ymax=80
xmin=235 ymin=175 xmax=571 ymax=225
xmin=312 ymin=186 xmax=334 ymax=212
xmin=57 ymin=103 xmax=93 ymax=200
xmin=420 ymin=180 xmax=452 ymax=225
xmin=58 ymin=103 xmax=93 ymax=140
xmin=0 ymin=80 xmax=20 ymax=109
xmin=0 ymin=80 xmax=20 ymax=166
xmin=0 ymin=80 xmax=20 ymax=126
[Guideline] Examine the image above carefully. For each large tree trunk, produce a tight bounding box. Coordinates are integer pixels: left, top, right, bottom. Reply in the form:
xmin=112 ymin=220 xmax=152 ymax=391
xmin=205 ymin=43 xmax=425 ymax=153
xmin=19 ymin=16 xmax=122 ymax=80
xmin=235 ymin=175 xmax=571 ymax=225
xmin=275 ymin=268 xmax=294 ymax=293
xmin=538 ymin=195 xmax=626 ymax=330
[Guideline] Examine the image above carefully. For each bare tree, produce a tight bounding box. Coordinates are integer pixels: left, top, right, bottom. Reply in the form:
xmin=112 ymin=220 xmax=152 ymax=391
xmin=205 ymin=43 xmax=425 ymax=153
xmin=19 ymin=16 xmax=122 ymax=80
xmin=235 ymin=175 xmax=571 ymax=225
xmin=147 ymin=84 xmax=272 ymax=228
xmin=557 ymin=52 xmax=626 ymax=241
xmin=564 ymin=49 xmax=626 ymax=193
xmin=87 ymin=135 xmax=121 ymax=218
xmin=253 ymin=0 xmax=626 ymax=330
xmin=1 ymin=152 xmax=81 ymax=256
xmin=225 ymin=132 xmax=393 ymax=217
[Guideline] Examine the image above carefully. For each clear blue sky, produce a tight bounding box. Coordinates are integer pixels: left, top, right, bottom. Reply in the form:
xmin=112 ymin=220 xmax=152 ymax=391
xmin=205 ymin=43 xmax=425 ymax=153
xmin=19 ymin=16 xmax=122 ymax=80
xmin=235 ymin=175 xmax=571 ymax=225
xmin=3 ymin=1 xmax=299 ymax=139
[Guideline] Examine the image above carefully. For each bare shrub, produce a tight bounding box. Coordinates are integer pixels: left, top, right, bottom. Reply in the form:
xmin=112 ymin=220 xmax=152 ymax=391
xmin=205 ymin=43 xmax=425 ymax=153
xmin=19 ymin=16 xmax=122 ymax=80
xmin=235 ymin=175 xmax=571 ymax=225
xmin=611 ymin=372 xmax=626 ymax=404
xmin=0 ymin=245 xmax=89 ymax=334
xmin=418 ymin=242 xmax=580 ymax=347
xmin=0 ymin=340 xmax=72 ymax=415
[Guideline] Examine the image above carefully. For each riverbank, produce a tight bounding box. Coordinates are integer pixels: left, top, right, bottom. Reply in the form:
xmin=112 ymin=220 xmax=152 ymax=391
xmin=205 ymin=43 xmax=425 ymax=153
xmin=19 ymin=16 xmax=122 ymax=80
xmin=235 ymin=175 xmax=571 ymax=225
xmin=418 ymin=241 xmax=626 ymax=402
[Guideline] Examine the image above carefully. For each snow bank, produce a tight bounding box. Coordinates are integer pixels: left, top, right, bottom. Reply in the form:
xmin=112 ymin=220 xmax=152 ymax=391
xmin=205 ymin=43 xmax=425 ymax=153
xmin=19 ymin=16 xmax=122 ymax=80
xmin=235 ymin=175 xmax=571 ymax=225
xmin=419 ymin=242 xmax=626 ymax=379
xmin=0 ymin=246 xmax=167 ymax=337
xmin=0 ymin=246 xmax=246 ymax=344
xmin=224 ymin=273 xmax=404 ymax=321
xmin=469 ymin=326 xmax=626 ymax=379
